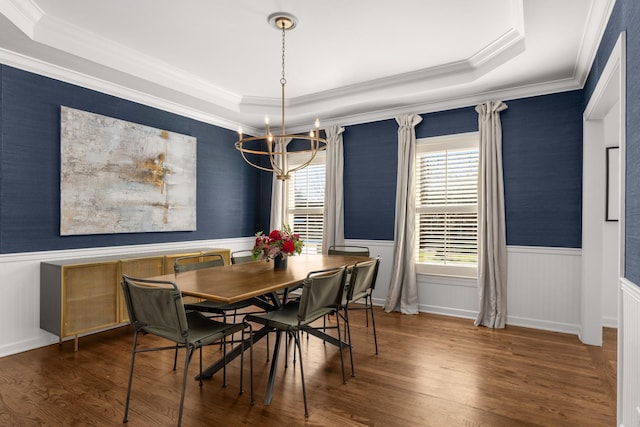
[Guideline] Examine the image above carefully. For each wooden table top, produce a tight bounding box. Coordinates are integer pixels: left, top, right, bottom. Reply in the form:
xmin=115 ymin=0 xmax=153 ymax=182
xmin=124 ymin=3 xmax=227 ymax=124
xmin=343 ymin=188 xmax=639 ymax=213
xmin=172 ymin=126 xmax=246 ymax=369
xmin=147 ymin=254 xmax=369 ymax=304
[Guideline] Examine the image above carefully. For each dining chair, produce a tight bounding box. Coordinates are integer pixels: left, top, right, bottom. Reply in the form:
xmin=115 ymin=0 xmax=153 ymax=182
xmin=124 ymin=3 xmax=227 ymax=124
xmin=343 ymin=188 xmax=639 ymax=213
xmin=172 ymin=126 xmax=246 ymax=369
xmin=327 ymin=245 xmax=370 ymax=257
xmin=244 ymin=266 xmax=348 ymax=417
xmin=174 ymin=253 xmax=225 ymax=273
xmin=340 ymin=258 xmax=381 ymax=378
xmin=120 ymin=275 xmax=253 ymax=427
xmin=324 ymin=246 xmax=375 ymax=345
xmin=176 ymin=255 xmax=254 ymax=320
xmin=231 ymin=249 xmax=256 ymax=265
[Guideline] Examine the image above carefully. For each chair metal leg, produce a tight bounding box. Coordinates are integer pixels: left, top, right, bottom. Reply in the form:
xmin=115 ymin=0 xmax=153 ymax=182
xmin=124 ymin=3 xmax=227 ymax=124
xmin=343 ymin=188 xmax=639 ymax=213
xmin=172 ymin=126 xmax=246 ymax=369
xmin=123 ymin=331 xmax=138 ymax=423
xmin=368 ymin=295 xmax=378 ymax=355
xmin=365 ymin=296 xmax=370 ymax=327
xmin=239 ymin=328 xmax=244 ymax=394
xmin=335 ymin=312 xmax=347 ymax=384
xmin=343 ymin=307 xmax=355 ymax=377
xmin=173 ymin=343 xmax=179 ymax=370
xmin=293 ymin=331 xmax=309 ymax=417
xmin=222 ymin=336 xmax=227 ymax=387
xmin=198 ymin=347 xmax=203 ymax=386
xmin=246 ymin=323 xmax=255 ymax=405
xmin=178 ymin=345 xmax=195 ymax=427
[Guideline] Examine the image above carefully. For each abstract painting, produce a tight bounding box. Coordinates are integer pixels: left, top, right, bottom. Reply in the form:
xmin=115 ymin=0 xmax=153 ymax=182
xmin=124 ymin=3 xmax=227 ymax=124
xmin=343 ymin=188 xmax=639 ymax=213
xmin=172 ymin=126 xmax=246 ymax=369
xmin=60 ymin=106 xmax=197 ymax=235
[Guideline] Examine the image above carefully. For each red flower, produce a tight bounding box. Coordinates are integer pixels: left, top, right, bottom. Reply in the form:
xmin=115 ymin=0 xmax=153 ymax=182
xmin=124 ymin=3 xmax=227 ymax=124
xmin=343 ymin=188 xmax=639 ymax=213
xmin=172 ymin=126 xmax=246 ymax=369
xmin=269 ymin=229 xmax=282 ymax=240
xmin=282 ymin=240 xmax=294 ymax=254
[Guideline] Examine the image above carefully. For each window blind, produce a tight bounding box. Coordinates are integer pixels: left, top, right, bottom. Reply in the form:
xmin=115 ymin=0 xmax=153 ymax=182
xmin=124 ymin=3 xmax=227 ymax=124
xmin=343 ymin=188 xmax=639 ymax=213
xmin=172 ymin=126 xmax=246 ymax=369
xmin=287 ymin=163 xmax=325 ymax=254
xmin=416 ymin=146 xmax=478 ymax=266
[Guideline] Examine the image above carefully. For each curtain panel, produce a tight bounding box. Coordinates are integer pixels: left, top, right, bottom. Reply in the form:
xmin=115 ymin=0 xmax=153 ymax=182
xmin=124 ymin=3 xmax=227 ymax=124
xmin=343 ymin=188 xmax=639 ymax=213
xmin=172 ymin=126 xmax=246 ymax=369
xmin=384 ymin=114 xmax=422 ymax=314
xmin=474 ymin=101 xmax=508 ymax=328
xmin=322 ymin=126 xmax=345 ymax=252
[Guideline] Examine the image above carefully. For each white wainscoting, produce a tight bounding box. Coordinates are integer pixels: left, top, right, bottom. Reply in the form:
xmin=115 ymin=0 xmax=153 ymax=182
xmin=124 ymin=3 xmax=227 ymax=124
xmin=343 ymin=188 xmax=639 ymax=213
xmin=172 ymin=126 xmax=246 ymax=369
xmin=415 ymin=245 xmax=582 ymax=334
xmin=354 ymin=241 xmax=583 ymax=335
xmin=620 ymin=278 xmax=640 ymax=427
xmin=0 ymin=239 xmax=584 ymax=357
xmin=505 ymin=246 xmax=582 ymax=334
xmin=0 ymin=238 xmax=255 ymax=357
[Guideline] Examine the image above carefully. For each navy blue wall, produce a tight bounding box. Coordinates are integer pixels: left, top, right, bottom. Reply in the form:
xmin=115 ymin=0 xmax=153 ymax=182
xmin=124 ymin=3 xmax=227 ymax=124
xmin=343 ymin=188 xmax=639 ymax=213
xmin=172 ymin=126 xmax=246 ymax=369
xmin=585 ymin=0 xmax=640 ymax=284
xmin=336 ymin=94 xmax=583 ymax=248
xmin=342 ymin=119 xmax=399 ymax=240
xmin=0 ymin=56 xmax=587 ymax=253
xmin=0 ymin=65 xmax=261 ymax=254
xmin=501 ymin=91 xmax=583 ymax=248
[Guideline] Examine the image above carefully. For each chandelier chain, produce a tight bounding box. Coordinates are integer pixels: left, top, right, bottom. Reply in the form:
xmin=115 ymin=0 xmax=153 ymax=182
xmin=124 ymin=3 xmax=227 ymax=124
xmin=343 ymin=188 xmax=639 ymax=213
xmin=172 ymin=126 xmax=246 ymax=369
xmin=280 ymin=23 xmax=287 ymax=86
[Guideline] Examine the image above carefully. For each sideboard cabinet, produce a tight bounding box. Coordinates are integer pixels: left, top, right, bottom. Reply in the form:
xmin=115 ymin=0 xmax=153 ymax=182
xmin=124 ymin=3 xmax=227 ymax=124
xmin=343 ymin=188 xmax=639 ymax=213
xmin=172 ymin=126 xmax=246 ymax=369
xmin=40 ymin=248 xmax=230 ymax=350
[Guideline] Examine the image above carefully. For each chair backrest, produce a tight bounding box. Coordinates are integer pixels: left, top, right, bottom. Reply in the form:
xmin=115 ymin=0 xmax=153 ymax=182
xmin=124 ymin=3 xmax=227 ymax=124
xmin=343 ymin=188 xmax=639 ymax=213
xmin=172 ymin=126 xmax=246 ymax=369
xmin=174 ymin=253 xmax=224 ymax=273
xmin=121 ymin=275 xmax=188 ymax=343
xmin=327 ymin=245 xmax=370 ymax=257
xmin=231 ymin=250 xmax=255 ymax=265
xmin=297 ymin=267 xmax=347 ymax=324
xmin=347 ymin=258 xmax=380 ymax=302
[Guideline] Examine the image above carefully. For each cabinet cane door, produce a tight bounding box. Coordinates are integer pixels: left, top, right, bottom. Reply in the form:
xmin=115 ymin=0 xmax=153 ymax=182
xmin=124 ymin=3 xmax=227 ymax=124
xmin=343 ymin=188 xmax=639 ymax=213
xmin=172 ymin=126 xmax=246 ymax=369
xmin=62 ymin=262 xmax=119 ymax=336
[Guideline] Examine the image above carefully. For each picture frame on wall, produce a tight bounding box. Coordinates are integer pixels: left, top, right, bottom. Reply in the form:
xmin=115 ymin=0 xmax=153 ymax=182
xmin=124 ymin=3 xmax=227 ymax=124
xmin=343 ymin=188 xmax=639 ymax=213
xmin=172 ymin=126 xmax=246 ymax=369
xmin=60 ymin=106 xmax=197 ymax=235
xmin=605 ymin=146 xmax=619 ymax=222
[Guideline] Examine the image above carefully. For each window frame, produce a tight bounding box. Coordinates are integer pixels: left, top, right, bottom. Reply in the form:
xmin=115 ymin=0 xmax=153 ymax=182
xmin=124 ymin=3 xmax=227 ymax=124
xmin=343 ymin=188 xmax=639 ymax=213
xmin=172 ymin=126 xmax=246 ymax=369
xmin=415 ymin=132 xmax=479 ymax=279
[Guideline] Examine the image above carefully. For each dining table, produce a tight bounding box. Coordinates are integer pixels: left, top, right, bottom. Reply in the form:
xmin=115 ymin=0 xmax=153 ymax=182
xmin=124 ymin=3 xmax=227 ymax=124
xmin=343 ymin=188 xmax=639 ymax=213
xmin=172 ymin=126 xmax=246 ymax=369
xmin=145 ymin=253 xmax=370 ymax=404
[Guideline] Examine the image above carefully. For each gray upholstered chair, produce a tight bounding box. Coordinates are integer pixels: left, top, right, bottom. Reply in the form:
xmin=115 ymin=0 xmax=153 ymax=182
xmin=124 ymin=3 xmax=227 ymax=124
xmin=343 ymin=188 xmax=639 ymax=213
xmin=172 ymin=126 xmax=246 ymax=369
xmin=120 ymin=275 xmax=253 ymax=427
xmin=244 ymin=266 xmax=348 ymax=417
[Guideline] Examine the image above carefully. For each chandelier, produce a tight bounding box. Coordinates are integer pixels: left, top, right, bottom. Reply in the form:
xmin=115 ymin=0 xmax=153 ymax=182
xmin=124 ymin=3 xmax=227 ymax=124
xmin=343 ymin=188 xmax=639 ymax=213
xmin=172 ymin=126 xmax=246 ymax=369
xmin=235 ymin=12 xmax=327 ymax=181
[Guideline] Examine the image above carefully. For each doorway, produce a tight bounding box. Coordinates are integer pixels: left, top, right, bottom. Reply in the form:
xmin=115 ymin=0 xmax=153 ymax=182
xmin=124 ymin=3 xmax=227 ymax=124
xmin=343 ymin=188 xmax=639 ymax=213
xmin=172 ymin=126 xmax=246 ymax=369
xmin=581 ymin=32 xmax=625 ymax=346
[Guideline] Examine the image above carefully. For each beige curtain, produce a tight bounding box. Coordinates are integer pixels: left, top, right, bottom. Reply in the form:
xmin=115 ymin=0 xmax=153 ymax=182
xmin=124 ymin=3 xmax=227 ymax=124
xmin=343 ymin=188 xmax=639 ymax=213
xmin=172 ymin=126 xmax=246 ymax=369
xmin=474 ymin=101 xmax=508 ymax=328
xmin=322 ymin=126 xmax=345 ymax=252
xmin=384 ymin=114 xmax=422 ymax=314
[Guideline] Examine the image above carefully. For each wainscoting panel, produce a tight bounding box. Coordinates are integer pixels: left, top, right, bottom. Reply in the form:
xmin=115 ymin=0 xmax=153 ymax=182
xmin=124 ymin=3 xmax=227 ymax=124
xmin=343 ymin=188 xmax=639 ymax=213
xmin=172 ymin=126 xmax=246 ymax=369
xmin=506 ymin=246 xmax=582 ymax=334
xmin=0 ymin=240 xmax=584 ymax=357
xmin=621 ymin=278 xmax=640 ymax=427
xmin=415 ymin=246 xmax=582 ymax=333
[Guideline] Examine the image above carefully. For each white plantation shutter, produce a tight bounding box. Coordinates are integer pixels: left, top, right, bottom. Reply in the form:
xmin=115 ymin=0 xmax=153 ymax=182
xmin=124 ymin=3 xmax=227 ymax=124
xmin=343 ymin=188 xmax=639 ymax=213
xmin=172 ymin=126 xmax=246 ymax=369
xmin=286 ymin=153 xmax=325 ymax=254
xmin=416 ymin=133 xmax=478 ymax=277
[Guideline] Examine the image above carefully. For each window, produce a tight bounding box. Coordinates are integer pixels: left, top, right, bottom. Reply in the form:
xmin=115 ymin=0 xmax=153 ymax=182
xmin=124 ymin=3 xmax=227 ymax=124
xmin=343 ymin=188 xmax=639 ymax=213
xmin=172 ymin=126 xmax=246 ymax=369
xmin=416 ymin=132 xmax=478 ymax=278
xmin=286 ymin=152 xmax=326 ymax=254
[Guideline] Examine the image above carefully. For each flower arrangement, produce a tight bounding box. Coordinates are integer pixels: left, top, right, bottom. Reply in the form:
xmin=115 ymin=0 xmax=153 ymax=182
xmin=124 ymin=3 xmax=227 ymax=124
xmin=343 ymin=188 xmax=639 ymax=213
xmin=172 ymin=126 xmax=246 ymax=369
xmin=252 ymin=224 xmax=304 ymax=260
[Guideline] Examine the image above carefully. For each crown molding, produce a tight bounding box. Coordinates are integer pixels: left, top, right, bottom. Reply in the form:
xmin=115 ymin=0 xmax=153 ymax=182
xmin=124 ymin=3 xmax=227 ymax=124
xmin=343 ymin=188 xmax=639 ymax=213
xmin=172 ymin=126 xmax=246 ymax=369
xmin=0 ymin=46 xmax=245 ymax=133
xmin=0 ymin=0 xmax=599 ymax=136
xmin=0 ymin=0 xmax=43 ymax=38
xmin=0 ymin=40 xmax=584 ymax=137
xmin=33 ymin=12 xmax=242 ymax=111
xmin=574 ymin=0 xmax=617 ymax=86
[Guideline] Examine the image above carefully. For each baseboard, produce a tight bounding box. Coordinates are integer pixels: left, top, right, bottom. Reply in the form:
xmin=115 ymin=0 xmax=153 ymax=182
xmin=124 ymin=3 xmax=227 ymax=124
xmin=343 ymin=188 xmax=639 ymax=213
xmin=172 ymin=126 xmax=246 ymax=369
xmin=506 ymin=315 xmax=580 ymax=335
xmin=0 ymin=332 xmax=59 ymax=358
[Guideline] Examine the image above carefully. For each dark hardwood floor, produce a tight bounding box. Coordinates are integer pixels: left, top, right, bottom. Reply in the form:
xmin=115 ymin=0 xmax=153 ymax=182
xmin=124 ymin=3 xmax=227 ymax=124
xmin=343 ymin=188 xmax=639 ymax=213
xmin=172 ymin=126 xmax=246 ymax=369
xmin=0 ymin=309 xmax=617 ymax=426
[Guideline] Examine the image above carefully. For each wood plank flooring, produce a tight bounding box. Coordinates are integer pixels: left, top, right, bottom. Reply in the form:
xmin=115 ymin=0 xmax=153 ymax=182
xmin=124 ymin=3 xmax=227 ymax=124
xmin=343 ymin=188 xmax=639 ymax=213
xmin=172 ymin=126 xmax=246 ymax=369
xmin=0 ymin=309 xmax=617 ymax=426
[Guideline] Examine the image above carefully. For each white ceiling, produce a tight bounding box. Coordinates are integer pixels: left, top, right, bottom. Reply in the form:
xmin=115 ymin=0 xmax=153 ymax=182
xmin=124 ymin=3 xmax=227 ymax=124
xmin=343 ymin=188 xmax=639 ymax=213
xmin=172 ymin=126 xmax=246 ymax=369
xmin=0 ymin=0 xmax=614 ymax=134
